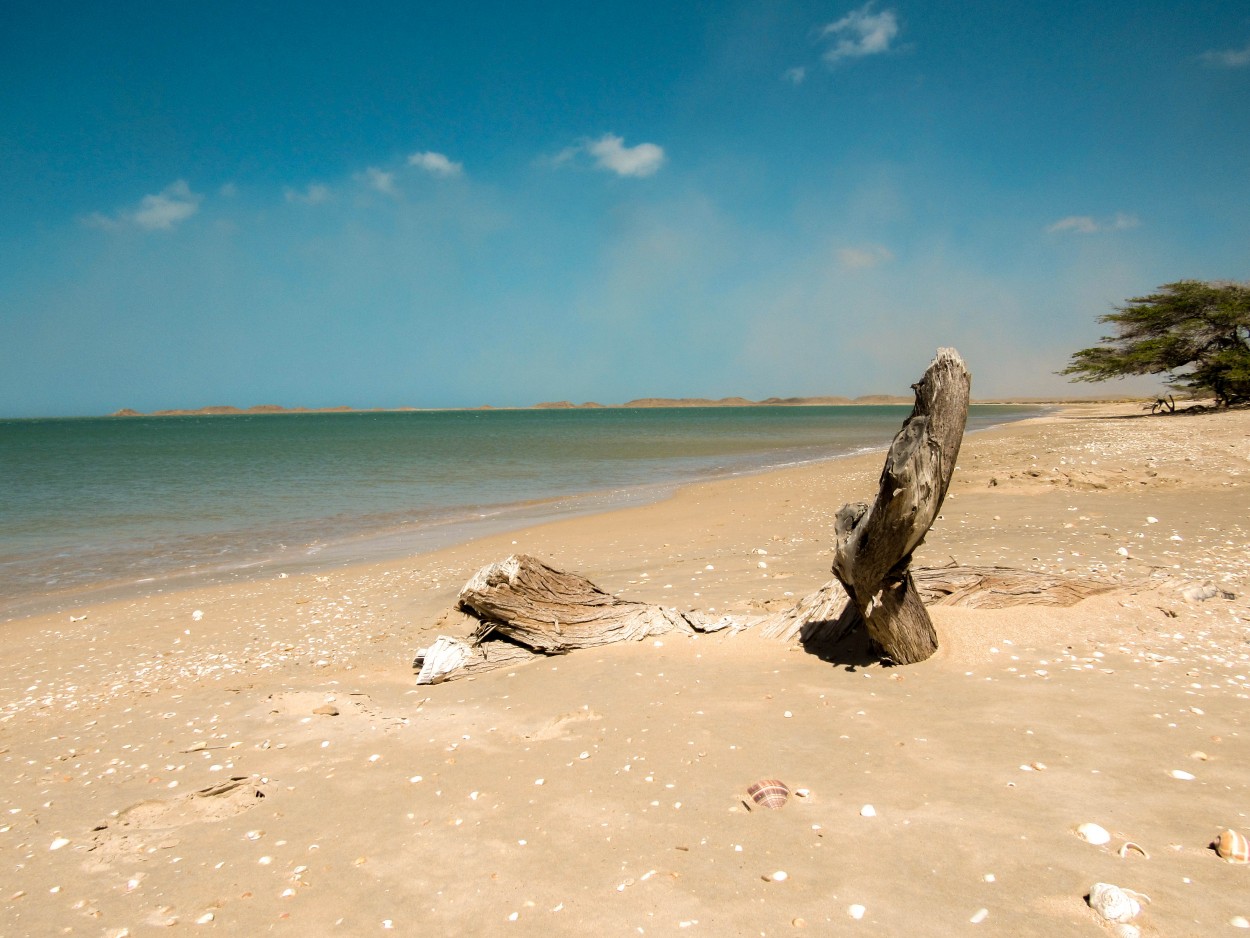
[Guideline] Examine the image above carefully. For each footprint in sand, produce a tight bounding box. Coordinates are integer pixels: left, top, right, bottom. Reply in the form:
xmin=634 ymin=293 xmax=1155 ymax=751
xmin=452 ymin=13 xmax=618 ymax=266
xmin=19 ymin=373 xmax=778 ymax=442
xmin=87 ymin=777 xmax=266 ymax=863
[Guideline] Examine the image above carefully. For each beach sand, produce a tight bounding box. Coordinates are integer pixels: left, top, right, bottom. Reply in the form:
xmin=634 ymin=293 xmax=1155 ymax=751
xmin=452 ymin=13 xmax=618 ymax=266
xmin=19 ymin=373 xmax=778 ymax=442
xmin=2 ymin=404 xmax=1247 ymax=936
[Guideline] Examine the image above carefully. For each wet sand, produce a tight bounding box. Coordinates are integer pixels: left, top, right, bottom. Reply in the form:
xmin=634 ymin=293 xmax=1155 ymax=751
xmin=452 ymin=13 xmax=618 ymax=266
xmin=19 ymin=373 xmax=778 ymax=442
xmin=2 ymin=404 xmax=1247 ymax=936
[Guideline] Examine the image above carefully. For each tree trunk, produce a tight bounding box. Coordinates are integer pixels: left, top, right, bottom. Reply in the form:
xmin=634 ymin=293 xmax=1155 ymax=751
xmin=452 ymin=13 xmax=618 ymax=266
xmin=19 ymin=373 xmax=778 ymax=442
xmin=830 ymin=348 xmax=971 ymax=664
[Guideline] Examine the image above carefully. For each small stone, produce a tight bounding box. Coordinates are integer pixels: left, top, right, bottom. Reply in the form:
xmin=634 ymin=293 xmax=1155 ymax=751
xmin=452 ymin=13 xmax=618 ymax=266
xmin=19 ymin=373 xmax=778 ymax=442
xmin=312 ymin=704 xmax=339 ymax=716
xmin=848 ymin=904 xmax=866 ymax=920
xmin=195 ymin=912 xmax=214 ymax=925
xmin=970 ymin=908 xmax=988 ymax=924
xmin=860 ymin=804 xmax=876 ymax=817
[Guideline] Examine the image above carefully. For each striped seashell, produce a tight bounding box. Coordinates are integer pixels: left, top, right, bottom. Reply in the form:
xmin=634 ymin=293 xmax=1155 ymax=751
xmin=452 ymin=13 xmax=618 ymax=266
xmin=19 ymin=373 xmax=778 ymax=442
xmin=747 ymin=779 xmax=790 ymax=810
xmin=1215 ymin=829 xmax=1250 ymax=863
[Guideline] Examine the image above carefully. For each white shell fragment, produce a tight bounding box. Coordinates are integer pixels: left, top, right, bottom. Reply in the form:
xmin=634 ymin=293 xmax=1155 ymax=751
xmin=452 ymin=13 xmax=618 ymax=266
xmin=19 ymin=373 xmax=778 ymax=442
xmin=1076 ymin=823 xmax=1111 ymax=846
xmin=970 ymin=908 xmax=988 ymax=924
xmin=414 ymin=636 xmax=471 ymax=685
xmin=860 ymin=804 xmax=877 ymax=817
xmin=1169 ymin=769 xmax=1195 ymax=780
xmin=848 ymin=904 xmax=866 ymax=920
xmin=1088 ymin=883 xmax=1141 ymax=923
xmin=1181 ymin=584 xmax=1234 ymax=603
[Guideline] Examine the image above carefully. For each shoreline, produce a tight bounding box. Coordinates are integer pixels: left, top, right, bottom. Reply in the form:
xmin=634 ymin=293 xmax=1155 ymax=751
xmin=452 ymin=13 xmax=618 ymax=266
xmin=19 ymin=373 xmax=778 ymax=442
xmin=2 ymin=402 xmax=1247 ymax=936
xmin=0 ymin=405 xmax=1048 ymax=624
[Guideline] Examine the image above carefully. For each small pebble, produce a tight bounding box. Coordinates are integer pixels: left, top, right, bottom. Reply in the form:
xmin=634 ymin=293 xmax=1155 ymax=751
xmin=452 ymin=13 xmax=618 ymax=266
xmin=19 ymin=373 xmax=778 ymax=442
xmin=848 ymin=904 xmax=866 ymax=920
xmin=970 ymin=908 xmax=988 ymax=924
xmin=860 ymin=805 xmax=876 ymax=817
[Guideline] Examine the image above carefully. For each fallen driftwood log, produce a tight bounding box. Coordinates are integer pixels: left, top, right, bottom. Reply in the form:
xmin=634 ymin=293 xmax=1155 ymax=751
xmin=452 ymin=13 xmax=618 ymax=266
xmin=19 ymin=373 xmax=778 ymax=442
xmin=414 ymin=554 xmax=1122 ymax=683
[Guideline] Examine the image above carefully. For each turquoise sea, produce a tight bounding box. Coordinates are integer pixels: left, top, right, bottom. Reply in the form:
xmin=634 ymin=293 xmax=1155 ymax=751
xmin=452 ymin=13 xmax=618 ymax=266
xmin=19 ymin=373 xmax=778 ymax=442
xmin=0 ymin=405 xmax=1041 ymax=616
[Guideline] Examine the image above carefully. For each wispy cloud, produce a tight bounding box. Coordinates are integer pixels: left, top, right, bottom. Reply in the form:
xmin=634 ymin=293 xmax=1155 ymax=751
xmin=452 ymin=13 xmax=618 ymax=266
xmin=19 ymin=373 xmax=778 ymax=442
xmin=587 ymin=134 xmax=665 ymax=177
xmin=408 ymin=151 xmax=464 ymax=177
xmin=1199 ymin=40 xmax=1250 ymax=68
xmin=84 ymin=180 xmax=203 ymax=231
xmin=285 ymin=183 xmax=332 ymax=205
xmin=1046 ymin=212 xmax=1140 ymax=235
xmin=783 ymin=66 xmax=807 ymax=85
xmin=360 ymin=167 xmax=398 ymax=195
xmin=837 ymin=244 xmax=894 ymax=269
xmin=548 ymin=134 xmax=666 ymax=177
xmin=821 ymin=3 xmax=900 ymax=64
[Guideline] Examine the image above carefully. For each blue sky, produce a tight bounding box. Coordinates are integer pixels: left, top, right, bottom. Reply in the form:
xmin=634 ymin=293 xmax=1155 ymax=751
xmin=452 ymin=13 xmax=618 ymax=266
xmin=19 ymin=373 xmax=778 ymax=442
xmin=2 ymin=1 xmax=1248 ymax=416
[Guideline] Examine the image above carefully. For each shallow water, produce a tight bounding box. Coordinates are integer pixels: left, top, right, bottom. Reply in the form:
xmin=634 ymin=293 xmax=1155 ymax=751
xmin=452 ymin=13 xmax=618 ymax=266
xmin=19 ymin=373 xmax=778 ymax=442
xmin=0 ymin=405 xmax=1040 ymax=613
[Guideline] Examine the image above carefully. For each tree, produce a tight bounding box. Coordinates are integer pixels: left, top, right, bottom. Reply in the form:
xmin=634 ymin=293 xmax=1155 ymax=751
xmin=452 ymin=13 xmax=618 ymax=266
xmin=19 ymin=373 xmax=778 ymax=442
xmin=1062 ymin=280 xmax=1250 ymax=407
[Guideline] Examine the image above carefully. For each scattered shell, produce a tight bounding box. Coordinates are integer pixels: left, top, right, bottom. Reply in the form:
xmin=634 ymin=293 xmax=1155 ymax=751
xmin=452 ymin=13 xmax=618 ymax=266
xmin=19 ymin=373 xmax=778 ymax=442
xmin=1215 ymin=829 xmax=1250 ymax=863
xmin=765 ymin=870 xmax=788 ymax=882
xmin=49 ymin=837 xmax=70 ymax=851
xmin=1118 ymin=842 xmax=1149 ymax=859
xmin=746 ymin=779 xmax=790 ymax=810
xmin=195 ymin=912 xmax=215 ymax=925
xmin=1076 ymin=823 xmax=1111 ymax=846
xmin=1088 ymin=883 xmax=1141 ymax=923
xmin=1110 ymin=925 xmax=1141 ymax=938
xmin=970 ymin=908 xmax=988 ymax=925
xmin=1169 ymin=769 xmax=1195 ymax=780
xmin=860 ymin=805 xmax=877 ymax=817
xmin=1230 ymin=916 xmax=1249 ymax=929
xmin=848 ymin=904 xmax=866 ymax=920
xmin=414 ymin=635 xmax=470 ymax=685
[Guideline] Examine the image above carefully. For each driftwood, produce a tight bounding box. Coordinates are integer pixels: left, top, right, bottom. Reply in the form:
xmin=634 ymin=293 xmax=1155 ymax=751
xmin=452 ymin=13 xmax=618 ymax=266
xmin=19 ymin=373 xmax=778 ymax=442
xmin=457 ymin=554 xmax=713 ymax=652
xmin=415 ymin=555 xmax=1121 ymax=683
xmin=830 ymin=348 xmax=971 ymax=664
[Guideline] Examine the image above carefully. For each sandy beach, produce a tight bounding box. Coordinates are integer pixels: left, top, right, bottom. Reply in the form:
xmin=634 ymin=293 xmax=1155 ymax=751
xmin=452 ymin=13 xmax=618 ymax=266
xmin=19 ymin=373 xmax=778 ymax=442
xmin=2 ymin=403 xmax=1248 ymax=937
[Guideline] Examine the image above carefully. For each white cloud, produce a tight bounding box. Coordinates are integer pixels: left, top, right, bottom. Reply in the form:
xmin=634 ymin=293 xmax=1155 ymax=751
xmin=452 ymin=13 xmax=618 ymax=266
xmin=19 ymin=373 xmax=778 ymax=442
xmin=285 ymin=183 xmax=332 ymax=205
xmin=408 ymin=151 xmax=464 ymax=177
xmin=837 ymin=244 xmax=894 ymax=269
xmin=131 ymin=180 xmax=202 ymax=230
xmin=1046 ymin=212 xmax=1140 ymax=235
xmin=1200 ymin=41 xmax=1250 ymax=68
xmin=587 ymin=134 xmax=666 ymax=177
xmin=821 ymin=3 xmax=899 ymax=63
xmin=84 ymin=180 xmax=202 ymax=232
xmin=362 ymin=167 xmax=398 ymax=195
xmin=784 ymin=66 xmax=807 ymax=85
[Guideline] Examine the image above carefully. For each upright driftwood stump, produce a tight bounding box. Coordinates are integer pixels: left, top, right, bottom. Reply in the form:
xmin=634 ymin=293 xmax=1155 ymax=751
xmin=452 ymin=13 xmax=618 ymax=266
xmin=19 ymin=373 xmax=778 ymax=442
xmin=830 ymin=348 xmax=971 ymax=664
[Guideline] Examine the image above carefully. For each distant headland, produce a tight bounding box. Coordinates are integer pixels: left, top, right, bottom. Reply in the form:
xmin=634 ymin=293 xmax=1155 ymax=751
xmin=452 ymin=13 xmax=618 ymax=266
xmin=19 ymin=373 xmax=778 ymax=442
xmin=108 ymin=396 xmax=919 ymax=417
xmin=107 ymin=394 xmax=1139 ymax=417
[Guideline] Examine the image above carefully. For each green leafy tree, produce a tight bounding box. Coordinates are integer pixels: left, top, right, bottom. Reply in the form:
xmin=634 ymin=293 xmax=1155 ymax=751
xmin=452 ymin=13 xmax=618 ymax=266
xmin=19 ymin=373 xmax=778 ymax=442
xmin=1062 ymin=280 xmax=1250 ymax=407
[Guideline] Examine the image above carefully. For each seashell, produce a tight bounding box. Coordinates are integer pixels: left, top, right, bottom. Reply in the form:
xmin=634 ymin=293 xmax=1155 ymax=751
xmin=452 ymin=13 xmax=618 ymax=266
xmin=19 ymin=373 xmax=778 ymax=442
xmin=1117 ymin=842 xmax=1149 ymax=859
xmin=1076 ymin=823 xmax=1111 ymax=846
xmin=1110 ymin=924 xmax=1140 ymax=938
xmin=1215 ymin=829 xmax=1250 ymax=863
xmin=1088 ymin=883 xmax=1140 ymax=923
xmin=414 ymin=636 xmax=471 ymax=685
xmin=746 ymin=779 xmax=790 ymax=810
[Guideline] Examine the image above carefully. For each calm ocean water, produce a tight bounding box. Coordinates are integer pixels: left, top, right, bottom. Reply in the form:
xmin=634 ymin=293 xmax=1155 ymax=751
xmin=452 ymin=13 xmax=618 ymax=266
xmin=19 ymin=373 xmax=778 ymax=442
xmin=0 ymin=405 xmax=1040 ymax=615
